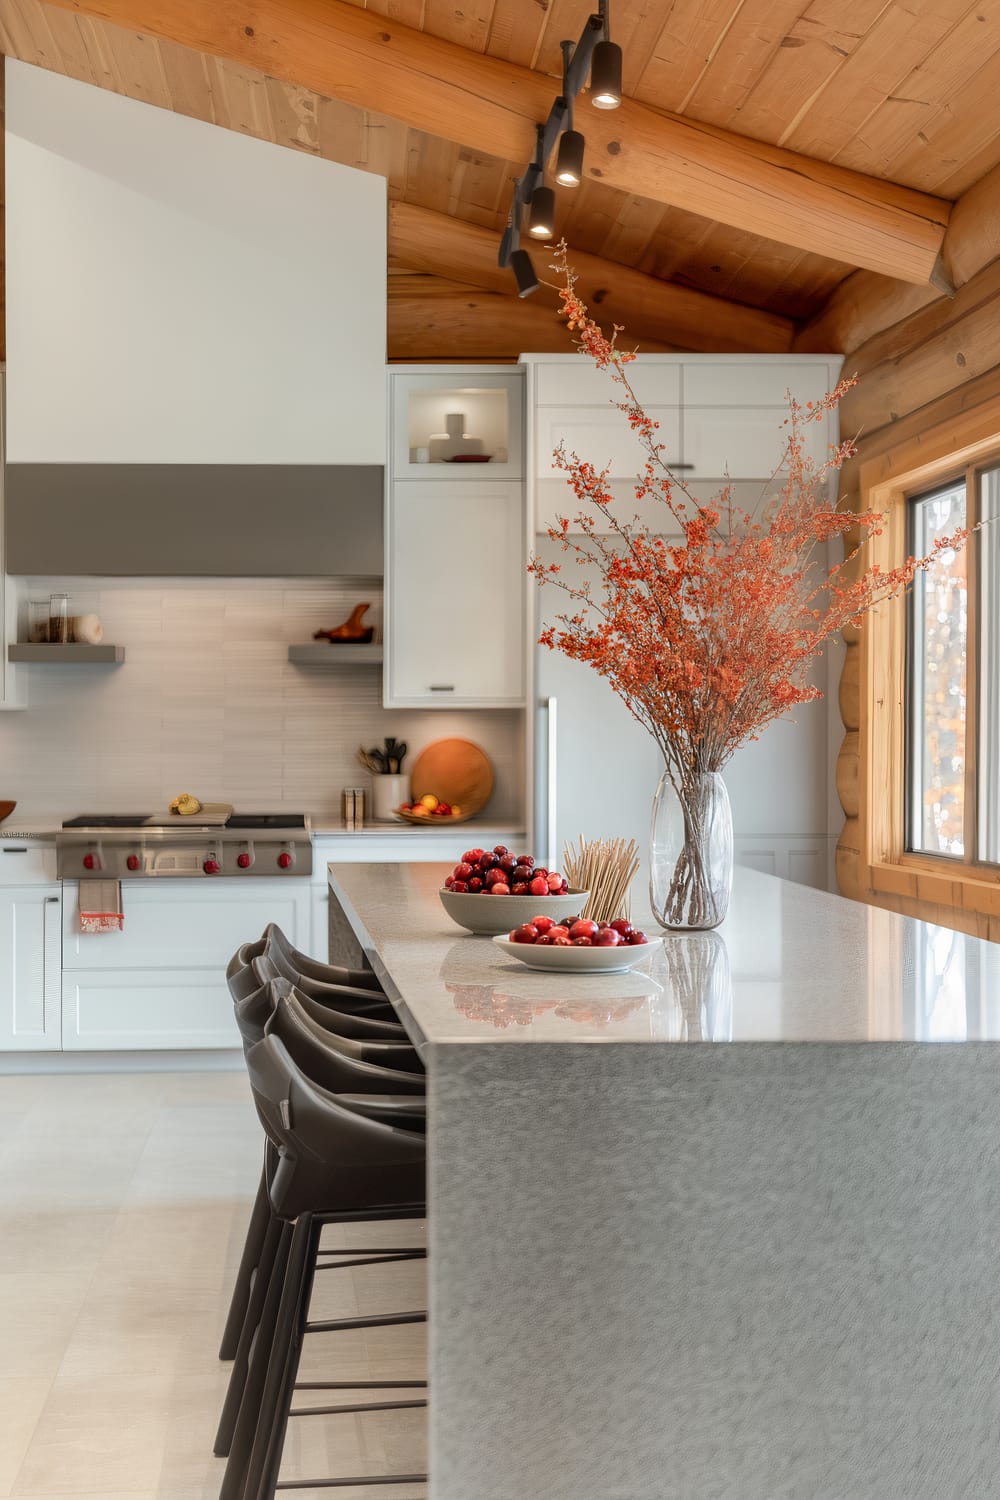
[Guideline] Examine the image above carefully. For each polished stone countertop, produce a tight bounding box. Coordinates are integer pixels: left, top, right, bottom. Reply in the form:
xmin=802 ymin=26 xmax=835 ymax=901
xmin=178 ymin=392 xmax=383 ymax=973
xmin=329 ymin=861 xmax=1000 ymax=1047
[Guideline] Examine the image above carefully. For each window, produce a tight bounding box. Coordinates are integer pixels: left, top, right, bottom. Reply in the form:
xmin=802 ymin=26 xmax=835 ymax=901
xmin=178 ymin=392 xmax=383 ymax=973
xmin=906 ymin=461 xmax=1000 ymax=867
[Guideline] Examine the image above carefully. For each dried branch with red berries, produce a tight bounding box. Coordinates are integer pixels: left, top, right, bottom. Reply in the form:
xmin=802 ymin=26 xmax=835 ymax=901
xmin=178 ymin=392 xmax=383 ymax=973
xmin=529 ymin=244 xmax=969 ymax=797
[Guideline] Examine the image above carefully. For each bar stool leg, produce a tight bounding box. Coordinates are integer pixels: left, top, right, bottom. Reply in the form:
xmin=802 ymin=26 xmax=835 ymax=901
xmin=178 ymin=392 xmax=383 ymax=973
xmin=219 ymin=1158 xmax=272 ymax=1361
xmin=219 ymin=1220 xmax=291 ymax=1500
xmin=245 ymin=1213 xmax=319 ymax=1500
xmin=214 ymin=1207 xmax=284 ymax=1457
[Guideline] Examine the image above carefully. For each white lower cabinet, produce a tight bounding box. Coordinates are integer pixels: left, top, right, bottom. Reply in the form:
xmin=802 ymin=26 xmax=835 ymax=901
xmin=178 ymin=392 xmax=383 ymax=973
xmin=60 ymin=878 xmax=311 ymax=1050
xmin=0 ymin=884 xmax=62 ymax=1050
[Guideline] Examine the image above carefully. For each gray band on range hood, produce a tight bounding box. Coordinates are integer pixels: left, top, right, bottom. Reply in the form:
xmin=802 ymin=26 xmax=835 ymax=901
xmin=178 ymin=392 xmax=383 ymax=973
xmin=5 ymin=463 xmax=383 ymax=576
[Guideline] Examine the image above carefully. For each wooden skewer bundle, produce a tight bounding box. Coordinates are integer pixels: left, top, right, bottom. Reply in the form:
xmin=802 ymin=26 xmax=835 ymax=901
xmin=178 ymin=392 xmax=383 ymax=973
xmin=562 ymin=835 xmax=640 ymax=923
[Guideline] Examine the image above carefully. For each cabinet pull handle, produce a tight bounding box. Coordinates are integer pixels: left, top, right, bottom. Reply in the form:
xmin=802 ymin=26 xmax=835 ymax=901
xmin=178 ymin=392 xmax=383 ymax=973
xmin=1 ymin=846 xmax=28 ymax=853
xmin=46 ymin=896 xmax=60 ymax=903
xmin=429 ymin=684 xmax=455 ymax=692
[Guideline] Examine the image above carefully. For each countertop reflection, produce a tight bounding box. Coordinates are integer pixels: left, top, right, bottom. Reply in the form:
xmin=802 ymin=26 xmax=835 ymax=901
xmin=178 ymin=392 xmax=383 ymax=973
xmin=328 ymin=862 xmax=1000 ymax=1048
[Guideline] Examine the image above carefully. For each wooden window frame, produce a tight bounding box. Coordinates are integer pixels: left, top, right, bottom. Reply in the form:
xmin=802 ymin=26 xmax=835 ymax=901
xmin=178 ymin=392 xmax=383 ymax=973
xmin=859 ymin=414 xmax=1000 ymax=922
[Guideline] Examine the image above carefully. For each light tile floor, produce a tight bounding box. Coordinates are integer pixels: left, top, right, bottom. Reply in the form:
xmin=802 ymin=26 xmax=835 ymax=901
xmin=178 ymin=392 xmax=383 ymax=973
xmin=0 ymin=1072 xmax=427 ymax=1500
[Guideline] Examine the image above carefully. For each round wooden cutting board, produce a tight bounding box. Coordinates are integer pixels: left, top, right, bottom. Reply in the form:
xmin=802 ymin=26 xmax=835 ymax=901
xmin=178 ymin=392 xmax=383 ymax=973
xmin=408 ymin=738 xmax=494 ymax=818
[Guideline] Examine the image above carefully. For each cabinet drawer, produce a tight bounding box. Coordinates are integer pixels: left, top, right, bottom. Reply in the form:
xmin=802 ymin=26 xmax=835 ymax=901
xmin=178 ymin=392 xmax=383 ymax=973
xmin=683 ymin=361 xmax=834 ymax=407
xmin=63 ymin=879 xmax=310 ymax=969
xmin=535 ymin=406 xmax=682 ymax=480
xmin=533 ymin=361 xmax=681 ymax=407
xmin=0 ymin=842 xmax=57 ymax=883
xmin=61 ymin=968 xmax=239 ymax=1050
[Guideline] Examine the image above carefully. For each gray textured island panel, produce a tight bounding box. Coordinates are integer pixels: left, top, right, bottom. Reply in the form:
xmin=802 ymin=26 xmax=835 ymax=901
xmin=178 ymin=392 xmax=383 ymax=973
xmin=326 ymin=863 xmax=1000 ymax=1499
xmin=6 ymin=463 xmax=383 ymax=575
xmin=429 ymin=1041 xmax=1000 ymax=1500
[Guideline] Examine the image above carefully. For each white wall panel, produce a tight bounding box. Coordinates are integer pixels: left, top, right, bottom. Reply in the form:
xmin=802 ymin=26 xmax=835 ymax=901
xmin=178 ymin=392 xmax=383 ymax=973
xmin=5 ymin=61 xmax=386 ymax=464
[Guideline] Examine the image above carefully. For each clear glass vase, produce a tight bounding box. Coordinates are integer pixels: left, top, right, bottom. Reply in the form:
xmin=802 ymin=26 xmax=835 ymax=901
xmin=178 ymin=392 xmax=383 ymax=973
xmin=649 ymin=769 xmax=733 ymax=931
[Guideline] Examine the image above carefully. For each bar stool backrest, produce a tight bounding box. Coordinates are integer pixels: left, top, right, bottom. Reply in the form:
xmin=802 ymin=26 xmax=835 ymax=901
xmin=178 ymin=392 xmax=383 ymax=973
xmin=263 ymin=922 xmax=383 ymax=992
xmin=249 ymin=956 xmax=409 ymax=1041
xmin=226 ymin=938 xmax=267 ymax=1003
xmin=263 ymin=987 xmax=425 ymax=1096
xmin=245 ymin=1033 xmax=425 ymax=1219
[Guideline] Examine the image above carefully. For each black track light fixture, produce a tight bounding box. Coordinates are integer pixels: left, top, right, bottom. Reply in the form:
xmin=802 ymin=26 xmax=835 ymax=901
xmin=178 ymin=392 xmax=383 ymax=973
xmin=555 ymin=40 xmax=585 ymax=186
xmin=511 ymin=248 xmax=540 ymax=297
xmin=555 ymin=129 xmax=585 ymax=186
xmin=528 ymin=184 xmax=556 ymax=239
xmin=591 ymin=0 xmax=622 ymax=110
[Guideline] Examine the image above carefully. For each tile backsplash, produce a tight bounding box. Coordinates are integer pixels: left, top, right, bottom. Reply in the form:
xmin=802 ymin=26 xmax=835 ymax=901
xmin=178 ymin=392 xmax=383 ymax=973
xmin=1 ymin=578 xmax=524 ymax=822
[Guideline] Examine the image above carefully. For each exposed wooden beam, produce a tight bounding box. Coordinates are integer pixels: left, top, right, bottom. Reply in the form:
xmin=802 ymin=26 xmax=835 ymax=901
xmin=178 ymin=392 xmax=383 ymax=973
xmin=43 ymin=0 xmax=951 ymax=283
xmin=796 ymin=161 xmax=1000 ymax=356
xmin=389 ymin=203 xmax=793 ymax=355
xmin=387 ymin=281 xmax=675 ymax=362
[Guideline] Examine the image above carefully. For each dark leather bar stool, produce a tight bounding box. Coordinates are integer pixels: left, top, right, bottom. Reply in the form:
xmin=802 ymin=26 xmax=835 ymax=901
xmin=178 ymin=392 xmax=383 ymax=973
xmin=227 ymin=941 xmax=394 ymax=1017
xmin=216 ymin=981 xmax=425 ymax=1483
xmin=222 ymin=1029 xmax=426 ymax=1499
xmin=218 ymin=951 xmax=413 ymax=1364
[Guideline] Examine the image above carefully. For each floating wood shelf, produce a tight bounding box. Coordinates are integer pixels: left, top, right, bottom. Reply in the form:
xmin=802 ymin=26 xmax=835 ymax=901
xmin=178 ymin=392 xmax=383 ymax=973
xmin=287 ymin=644 xmax=383 ymax=665
xmin=8 ymin=643 xmax=125 ymax=663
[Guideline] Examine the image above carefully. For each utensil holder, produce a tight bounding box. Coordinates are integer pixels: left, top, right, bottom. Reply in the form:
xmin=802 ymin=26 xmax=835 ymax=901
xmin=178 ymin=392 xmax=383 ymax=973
xmin=371 ymin=774 xmax=409 ymax=821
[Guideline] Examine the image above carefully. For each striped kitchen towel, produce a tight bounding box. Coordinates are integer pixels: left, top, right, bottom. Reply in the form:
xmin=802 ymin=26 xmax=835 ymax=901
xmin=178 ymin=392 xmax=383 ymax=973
xmin=79 ymin=879 xmax=124 ymax=933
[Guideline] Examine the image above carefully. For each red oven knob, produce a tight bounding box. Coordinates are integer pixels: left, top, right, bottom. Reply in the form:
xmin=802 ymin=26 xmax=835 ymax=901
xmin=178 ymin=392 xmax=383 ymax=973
xmin=83 ymin=852 xmax=100 ymax=871
xmin=237 ymin=852 xmax=252 ymax=869
xmin=126 ymin=854 xmax=140 ymax=872
xmin=277 ymin=851 xmax=293 ymax=870
xmin=203 ymin=857 xmax=220 ymax=875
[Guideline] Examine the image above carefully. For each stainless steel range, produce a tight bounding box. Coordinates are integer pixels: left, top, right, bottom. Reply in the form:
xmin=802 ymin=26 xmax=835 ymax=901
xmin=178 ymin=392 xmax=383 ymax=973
xmin=57 ymin=812 xmax=313 ymax=879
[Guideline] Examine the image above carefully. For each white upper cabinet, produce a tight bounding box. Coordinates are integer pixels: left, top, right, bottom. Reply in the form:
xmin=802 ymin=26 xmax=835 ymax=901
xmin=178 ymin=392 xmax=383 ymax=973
xmin=384 ymin=479 xmax=525 ymax=708
xmin=524 ymin=354 xmax=843 ymax=530
xmin=384 ymin=367 xmax=526 ymax=709
xmin=391 ymin=369 xmax=524 ymax=481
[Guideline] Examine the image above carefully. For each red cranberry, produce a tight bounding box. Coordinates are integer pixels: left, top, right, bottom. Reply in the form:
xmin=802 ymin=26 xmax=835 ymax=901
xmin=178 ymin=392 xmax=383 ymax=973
xmin=511 ymin=923 xmax=538 ymax=944
xmin=493 ymin=844 xmax=509 ymax=856
xmin=489 ymin=882 xmax=511 ymax=896
xmin=515 ymin=855 xmax=535 ymax=869
xmin=548 ymin=926 xmax=570 ymax=942
xmin=499 ymin=855 xmax=517 ymax=874
xmin=569 ymin=919 xmax=599 ymax=942
xmin=454 ymin=862 xmax=474 ymax=881
xmin=594 ymin=928 xmax=622 ymax=947
xmin=528 ymin=875 xmax=549 ymax=897
xmin=444 ymin=876 xmax=454 ymax=889
xmin=534 ymin=933 xmax=553 ymax=945
xmin=610 ymin=919 xmax=634 ymax=937
xmin=451 ymin=880 xmax=469 ymax=893
xmin=484 ymin=868 xmax=506 ymax=887
xmin=479 ymin=852 xmax=498 ymax=872
xmin=551 ymin=935 xmax=572 ymax=947
xmin=511 ymin=882 xmax=529 ymax=895
xmin=628 ymin=930 xmax=649 ymax=945
xmin=468 ymin=877 xmax=483 ymax=893
xmin=532 ymin=916 xmax=555 ymax=934
xmin=572 ymin=936 xmax=593 ymax=947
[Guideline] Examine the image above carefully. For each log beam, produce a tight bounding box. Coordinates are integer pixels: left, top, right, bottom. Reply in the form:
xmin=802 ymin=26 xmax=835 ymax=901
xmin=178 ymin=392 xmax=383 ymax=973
xmin=387 ymin=279 xmax=675 ymax=361
xmin=389 ymin=203 xmax=793 ymax=355
xmin=796 ymin=162 xmax=1000 ymax=356
xmin=44 ymin=0 xmax=950 ymax=283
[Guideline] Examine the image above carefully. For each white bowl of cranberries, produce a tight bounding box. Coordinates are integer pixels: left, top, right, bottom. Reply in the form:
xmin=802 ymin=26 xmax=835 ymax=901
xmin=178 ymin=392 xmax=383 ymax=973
xmin=440 ymin=844 xmax=589 ymax=935
xmin=493 ymin=917 xmax=660 ymax=973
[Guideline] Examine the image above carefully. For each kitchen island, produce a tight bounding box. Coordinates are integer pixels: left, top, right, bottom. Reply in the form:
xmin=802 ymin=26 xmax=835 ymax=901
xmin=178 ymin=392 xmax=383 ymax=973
xmin=329 ymin=861 xmax=1000 ymax=1500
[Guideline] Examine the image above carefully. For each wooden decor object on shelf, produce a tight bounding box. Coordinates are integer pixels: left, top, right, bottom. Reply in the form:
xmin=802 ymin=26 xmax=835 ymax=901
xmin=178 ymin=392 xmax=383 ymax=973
xmin=313 ymin=603 xmax=374 ymax=644
xmin=408 ymin=738 xmax=494 ymax=819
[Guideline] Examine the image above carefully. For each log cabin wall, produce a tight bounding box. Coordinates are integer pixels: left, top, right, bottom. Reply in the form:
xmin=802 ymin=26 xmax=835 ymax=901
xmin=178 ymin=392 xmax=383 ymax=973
xmin=803 ymin=160 xmax=1000 ymax=935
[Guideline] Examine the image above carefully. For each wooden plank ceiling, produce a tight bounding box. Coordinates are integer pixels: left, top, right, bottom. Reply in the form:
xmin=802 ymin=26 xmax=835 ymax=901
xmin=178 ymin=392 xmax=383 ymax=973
xmin=1 ymin=0 xmax=998 ymax=358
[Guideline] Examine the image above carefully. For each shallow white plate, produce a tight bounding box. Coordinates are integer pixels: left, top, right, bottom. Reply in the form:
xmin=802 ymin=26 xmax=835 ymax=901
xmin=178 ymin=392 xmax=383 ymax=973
xmin=492 ymin=933 xmax=662 ymax=973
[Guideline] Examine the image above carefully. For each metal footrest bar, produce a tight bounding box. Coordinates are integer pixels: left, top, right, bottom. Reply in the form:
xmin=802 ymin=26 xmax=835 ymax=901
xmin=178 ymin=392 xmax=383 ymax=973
xmin=289 ymin=1398 xmax=428 ymax=1417
xmin=316 ymin=1247 xmax=427 ymax=1255
xmin=315 ymin=1252 xmax=426 ymax=1272
xmin=305 ymin=1310 xmax=426 ymax=1334
xmin=295 ymin=1380 xmax=427 ymax=1390
xmin=276 ymin=1476 xmax=427 ymax=1490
